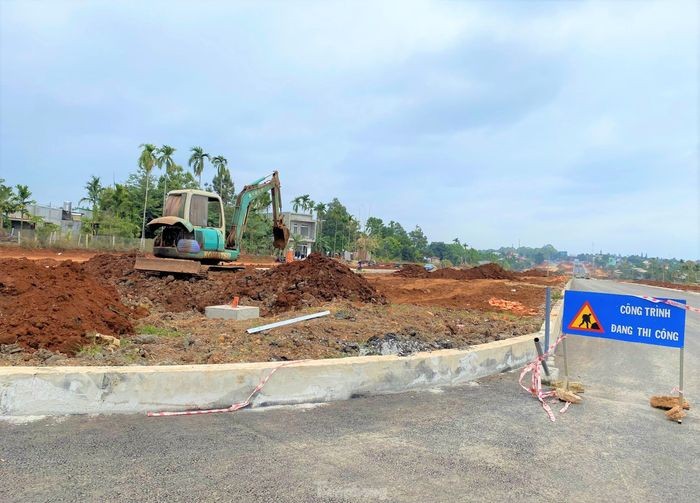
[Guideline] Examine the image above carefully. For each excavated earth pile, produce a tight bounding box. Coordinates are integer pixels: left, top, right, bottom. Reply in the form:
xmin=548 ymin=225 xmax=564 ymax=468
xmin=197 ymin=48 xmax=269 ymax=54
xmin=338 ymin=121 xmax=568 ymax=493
xmin=81 ymin=251 xmax=139 ymax=280
xmin=396 ymin=263 xmax=516 ymax=280
xmin=0 ymin=258 xmax=144 ymax=354
xmin=86 ymin=252 xmax=385 ymax=316
xmin=236 ymin=253 xmax=386 ymax=313
xmin=516 ymin=268 xmax=550 ymax=278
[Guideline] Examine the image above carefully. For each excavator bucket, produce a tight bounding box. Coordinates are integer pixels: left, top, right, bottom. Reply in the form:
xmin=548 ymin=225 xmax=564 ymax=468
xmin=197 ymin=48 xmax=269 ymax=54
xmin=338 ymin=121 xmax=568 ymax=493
xmin=272 ymin=222 xmax=290 ymax=249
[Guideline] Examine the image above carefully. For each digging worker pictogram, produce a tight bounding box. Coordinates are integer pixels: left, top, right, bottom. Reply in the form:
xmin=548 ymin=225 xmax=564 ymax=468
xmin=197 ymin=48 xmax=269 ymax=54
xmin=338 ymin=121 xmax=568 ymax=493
xmin=578 ymin=312 xmax=593 ymax=329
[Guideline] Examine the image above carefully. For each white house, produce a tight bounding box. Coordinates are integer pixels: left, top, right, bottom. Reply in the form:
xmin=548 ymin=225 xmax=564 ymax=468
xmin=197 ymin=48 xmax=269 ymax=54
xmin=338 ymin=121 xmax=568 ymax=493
xmin=279 ymin=212 xmax=317 ymax=257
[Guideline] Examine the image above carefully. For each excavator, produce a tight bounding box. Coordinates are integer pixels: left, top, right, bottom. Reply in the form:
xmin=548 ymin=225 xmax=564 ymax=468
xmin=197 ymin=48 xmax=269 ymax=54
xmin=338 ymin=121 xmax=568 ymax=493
xmin=134 ymin=171 xmax=290 ymax=275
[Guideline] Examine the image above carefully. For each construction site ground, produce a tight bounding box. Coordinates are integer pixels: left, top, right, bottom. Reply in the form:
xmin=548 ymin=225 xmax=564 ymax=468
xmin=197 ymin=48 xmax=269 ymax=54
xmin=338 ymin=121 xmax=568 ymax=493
xmin=0 ymin=245 xmax=567 ymax=367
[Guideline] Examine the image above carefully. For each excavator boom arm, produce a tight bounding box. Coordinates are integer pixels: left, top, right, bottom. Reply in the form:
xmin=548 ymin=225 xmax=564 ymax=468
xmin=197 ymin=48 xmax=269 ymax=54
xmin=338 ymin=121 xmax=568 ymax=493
xmin=225 ymin=171 xmax=289 ymax=250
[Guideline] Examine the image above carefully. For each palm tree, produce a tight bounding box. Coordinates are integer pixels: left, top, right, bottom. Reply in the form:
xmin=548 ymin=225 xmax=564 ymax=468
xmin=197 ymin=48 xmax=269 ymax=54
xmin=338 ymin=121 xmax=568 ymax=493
xmin=80 ymin=176 xmax=103 ymax=234
xmin=157 ymin=145 xmax=176 ymax=205
xmin=0 ymin=179 xmax=16 ymax=230
xmin=291 ymin=194 xmax=309 ymax=213
xmin=210 ymin=155 xmax=228 ymax=195
xmin=291 ymin=196 xmax=302 ymax=213
xmin=138 ymin=143 xmax=158 ymax=247
xmin=80 ymin=176 xmax=103 ymax=215
xmin=313 ymin=202 xmax=326 ymax=252
xmin=188 ymin=146 xmax=209 ymax=187
xmin=301 ymin=195 xmax=314 ymax=214
xmin=14 ymin=184 xmax=35 ymax=230
xmin=313 ymin=202 xmax=326 ymax=219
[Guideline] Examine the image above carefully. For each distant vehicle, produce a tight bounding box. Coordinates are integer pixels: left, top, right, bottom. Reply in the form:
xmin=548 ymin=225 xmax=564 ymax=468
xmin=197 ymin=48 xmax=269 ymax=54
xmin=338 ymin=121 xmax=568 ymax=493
xmin=424 ymin=263 xmax=436 ymax=272
xmin=573 ymin=264 xmax=590 ymax=279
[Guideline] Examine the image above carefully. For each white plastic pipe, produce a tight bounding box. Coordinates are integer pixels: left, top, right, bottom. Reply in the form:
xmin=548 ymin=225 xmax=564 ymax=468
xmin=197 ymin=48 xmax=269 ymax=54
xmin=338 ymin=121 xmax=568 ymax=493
xmin=247 ymin=310 xmax=331 ymax=334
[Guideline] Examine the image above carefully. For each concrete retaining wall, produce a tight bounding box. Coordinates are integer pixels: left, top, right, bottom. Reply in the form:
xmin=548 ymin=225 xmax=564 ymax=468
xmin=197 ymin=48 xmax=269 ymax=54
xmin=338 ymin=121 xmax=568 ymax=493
xmin=1 ymin=284 xmax=569 ymax=417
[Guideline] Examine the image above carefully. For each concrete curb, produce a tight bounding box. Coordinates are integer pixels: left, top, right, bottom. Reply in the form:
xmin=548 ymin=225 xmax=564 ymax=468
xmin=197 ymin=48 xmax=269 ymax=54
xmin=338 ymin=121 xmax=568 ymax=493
xmin=0 ymin=284 xmax=570 ymax=417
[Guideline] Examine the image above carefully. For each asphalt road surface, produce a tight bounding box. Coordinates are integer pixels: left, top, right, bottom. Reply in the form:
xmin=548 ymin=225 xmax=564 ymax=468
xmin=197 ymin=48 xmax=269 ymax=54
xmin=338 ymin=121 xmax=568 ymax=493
xmin=1 ymin=280 xmax=698 ymax=502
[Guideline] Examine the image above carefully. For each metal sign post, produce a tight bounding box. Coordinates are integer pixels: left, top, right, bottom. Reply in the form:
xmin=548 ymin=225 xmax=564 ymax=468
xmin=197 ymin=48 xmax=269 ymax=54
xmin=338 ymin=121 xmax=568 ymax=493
xmin=544 ymin=287 xmax=551 ymax=351
xmin=679 ymin=347 xmax=684 ymax=406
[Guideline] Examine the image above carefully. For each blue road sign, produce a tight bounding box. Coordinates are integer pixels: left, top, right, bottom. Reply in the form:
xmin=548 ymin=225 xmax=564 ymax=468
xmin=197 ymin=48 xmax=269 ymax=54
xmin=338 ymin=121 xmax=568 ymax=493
xmin=563 ymin=290 xmax=686 ymax=348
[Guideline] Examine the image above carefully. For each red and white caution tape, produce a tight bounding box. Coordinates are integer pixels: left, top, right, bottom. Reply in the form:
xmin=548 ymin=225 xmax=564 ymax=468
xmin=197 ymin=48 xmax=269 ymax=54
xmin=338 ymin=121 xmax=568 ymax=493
xmin=519 ymin=334 xmax=571 ymax=422
xmin=635 ymin=295 xmax=700 ymax=314
xmin=147 ymin=362 xmax=294 ymax=417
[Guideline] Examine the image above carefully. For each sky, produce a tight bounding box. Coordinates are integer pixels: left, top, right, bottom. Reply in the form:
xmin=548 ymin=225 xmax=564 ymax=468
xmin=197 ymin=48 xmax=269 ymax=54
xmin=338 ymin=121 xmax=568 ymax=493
xmin=1 ymin=0 xmax=698 ymax=259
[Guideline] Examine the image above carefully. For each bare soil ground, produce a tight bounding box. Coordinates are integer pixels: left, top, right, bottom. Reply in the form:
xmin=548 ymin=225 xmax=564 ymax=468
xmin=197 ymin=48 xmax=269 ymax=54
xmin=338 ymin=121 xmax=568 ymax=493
xmin=0 ymin=249 xmax=567 ymax=366
xmin=0 ymin=244 xmax=280 ymax=267
xmin=366 ymin=276 xmax=558 ymax=315
xmin=0 ymin=245 xmax=101 ymax=263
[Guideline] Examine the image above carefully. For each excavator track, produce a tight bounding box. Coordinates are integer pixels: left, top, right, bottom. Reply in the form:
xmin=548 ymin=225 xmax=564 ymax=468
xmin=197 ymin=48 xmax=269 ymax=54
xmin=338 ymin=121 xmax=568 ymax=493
xmin=134 ymin=256 xmax=244 ymax=276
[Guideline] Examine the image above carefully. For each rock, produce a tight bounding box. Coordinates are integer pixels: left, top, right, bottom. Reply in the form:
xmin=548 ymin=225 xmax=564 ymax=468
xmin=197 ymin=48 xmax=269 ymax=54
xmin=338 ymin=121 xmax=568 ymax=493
xmin=164 ymin=275 xmax=175 ymax=284
xmin=666 ymin=405 xmax=686 ymax=422
xmin=334 ymin=310 xmax=356 ymax=320
xmin=45 ymin=354 xmax=65 ymax=365
xmin=650 ymin=395 xmax=690 ymax=410
xmin=361 ymin=332 xmax=433 ymax=357
xmin=0 ymin=343 xmax=23 ymax=355
xmin=555 ymin=388 xmax=582 ymax=404
xmin=35 ymin=348 xmax=54 ymax=361
xmin=133 ymin=334 xmax=158 ymax=344
xmin=552 ymin=380 xmax=586 ymax=394
xmin=92 ymin=333 xmax=121 ymax=351
xmin=342 ymin=342 xmax=361 ymax=354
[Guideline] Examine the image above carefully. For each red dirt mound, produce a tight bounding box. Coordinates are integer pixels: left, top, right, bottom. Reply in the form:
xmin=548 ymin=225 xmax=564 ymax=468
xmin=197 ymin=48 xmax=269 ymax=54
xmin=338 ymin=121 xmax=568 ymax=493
xmin=395 ymin=264 xmax=428 ymax=278
xmin=0 ymin=258 xmax=145 ymax=354
xmin=237 ymin=253 xmax=386 ymax=313
xmin=516 ymin=268 xmax=550 ymax=277
xmin=396 ymin=263 xmax=515 ymax=280
xmin=84 ymin=252 xmax=385 ymax=316
xmin=81 ymin=251 xmax=140 ymax=280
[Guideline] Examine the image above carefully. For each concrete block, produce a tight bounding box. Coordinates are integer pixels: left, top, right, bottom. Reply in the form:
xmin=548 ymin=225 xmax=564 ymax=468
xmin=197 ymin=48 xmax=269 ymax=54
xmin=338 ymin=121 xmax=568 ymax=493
xmin=205 ymin=305 xmax=260 ymax=321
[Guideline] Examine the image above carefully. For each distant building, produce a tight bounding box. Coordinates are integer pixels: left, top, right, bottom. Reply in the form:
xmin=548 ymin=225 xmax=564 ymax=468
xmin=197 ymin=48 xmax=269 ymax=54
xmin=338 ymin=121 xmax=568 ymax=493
xmin=279 ymin=212 xmax=317 ymax=257
xmin=8 ymin=202 xmax=91 ymax=233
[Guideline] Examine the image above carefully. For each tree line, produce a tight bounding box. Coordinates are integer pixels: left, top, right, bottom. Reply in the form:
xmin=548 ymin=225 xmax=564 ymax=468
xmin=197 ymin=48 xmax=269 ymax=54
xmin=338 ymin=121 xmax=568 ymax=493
xmin=8 ymin=153 xmax=695 ymax=276
xmin=0 ymin=179 xmax=36 ymax=230
xmin=285 ymin=193 xmax=537 ymax=267
xmin=1 ymin=159 xmax=568 ymax=269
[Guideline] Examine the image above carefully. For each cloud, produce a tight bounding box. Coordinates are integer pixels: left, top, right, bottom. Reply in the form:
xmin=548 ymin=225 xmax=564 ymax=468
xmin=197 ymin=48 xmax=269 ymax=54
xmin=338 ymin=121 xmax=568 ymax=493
xmin=0 ymin=0 xmax=697 ymax=259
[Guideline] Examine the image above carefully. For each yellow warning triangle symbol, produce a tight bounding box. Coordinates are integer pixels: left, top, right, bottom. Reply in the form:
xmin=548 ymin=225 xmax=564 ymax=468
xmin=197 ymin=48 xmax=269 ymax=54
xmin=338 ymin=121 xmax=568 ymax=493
xmin=567 ymin=301 xmax=604 ymax=333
